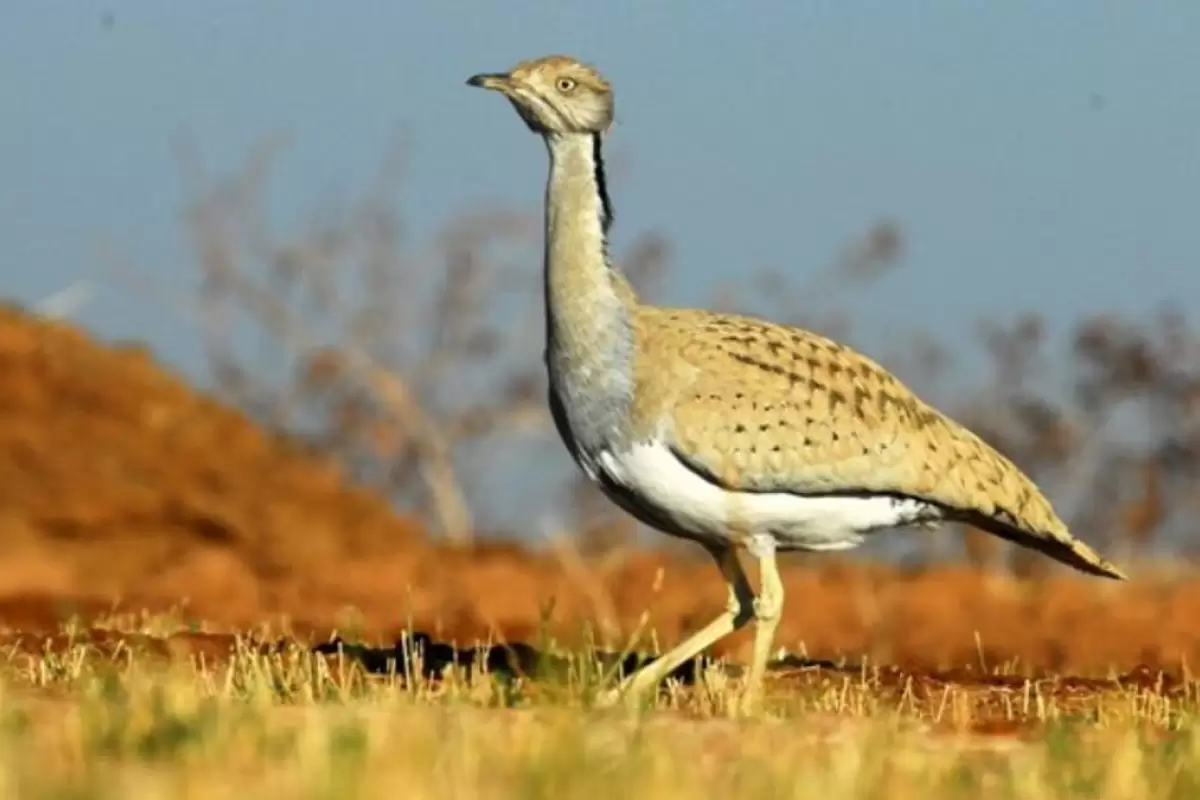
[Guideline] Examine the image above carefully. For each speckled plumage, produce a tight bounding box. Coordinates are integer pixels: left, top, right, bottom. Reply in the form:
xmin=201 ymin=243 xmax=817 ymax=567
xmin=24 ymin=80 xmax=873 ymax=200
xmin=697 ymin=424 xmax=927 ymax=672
xmin=467 ymin=54 xmax=1125 ymax=712
xmin=625 ymin=304 xmax=1122 ymax=576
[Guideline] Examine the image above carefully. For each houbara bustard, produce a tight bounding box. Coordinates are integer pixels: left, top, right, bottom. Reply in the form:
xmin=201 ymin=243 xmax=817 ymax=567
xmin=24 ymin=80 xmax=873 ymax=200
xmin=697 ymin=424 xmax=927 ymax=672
xmin=465 ymin=54 xmax=1126 ymax=712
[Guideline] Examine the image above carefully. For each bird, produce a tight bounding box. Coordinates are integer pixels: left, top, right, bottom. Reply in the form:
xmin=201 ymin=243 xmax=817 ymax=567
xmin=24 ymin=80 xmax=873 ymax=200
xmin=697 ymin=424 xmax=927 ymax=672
xmin=465 ymin=54 xmax=1127 ymax=712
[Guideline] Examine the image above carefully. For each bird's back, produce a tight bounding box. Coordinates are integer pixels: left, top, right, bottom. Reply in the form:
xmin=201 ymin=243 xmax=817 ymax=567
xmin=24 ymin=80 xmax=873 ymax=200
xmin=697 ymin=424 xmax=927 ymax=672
xmin=624 ymin=304 xmax=1124 ymax=579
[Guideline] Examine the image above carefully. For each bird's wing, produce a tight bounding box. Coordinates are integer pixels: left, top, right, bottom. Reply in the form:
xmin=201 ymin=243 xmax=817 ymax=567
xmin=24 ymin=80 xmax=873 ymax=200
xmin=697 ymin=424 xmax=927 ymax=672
xmin=631 ymin=307 xmax=1125 ymax=579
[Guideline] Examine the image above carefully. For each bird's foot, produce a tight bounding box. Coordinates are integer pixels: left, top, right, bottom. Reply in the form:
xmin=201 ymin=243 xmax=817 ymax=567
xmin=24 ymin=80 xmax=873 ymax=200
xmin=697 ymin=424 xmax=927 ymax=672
xmin=594 ymin=679 xmax=648 ymax=711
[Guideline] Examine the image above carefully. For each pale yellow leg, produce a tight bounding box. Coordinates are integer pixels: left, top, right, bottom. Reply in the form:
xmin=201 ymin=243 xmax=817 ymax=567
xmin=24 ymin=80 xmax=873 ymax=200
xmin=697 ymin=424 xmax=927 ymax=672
xmin=740 ymin=534 xmax=784 ymax=714
xmin=597 ymin=544 xmax=754 ymax=709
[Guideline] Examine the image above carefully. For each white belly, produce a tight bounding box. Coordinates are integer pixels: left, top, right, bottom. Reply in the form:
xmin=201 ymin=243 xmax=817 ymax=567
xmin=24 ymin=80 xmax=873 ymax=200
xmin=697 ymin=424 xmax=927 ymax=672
xmin=598 ymin=440 xmax=938 ymax=551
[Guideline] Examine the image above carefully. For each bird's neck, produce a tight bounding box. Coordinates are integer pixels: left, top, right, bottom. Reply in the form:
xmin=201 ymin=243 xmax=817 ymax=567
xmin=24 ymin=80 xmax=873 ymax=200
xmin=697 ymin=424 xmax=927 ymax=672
xmin=541 ymin=132 xmax=637 ymax=406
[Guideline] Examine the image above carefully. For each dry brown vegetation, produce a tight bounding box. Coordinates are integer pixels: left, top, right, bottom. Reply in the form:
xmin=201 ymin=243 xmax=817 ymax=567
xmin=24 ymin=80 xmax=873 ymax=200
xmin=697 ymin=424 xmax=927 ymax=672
xmin=2 ymin=142 xmax=1200 ymax=795
xmin=3 ymin=612 xmax=1198 ymax=798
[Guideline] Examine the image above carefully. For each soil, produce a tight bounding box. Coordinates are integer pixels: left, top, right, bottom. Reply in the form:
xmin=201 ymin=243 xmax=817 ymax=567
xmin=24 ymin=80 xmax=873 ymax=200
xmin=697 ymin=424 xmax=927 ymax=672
xmin=0 ymin=302 xmax=1198 ymax=718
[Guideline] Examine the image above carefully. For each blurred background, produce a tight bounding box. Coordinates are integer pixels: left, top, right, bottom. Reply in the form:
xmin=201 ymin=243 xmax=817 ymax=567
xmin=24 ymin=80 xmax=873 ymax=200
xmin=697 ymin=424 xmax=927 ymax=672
xmin=2 ymin=3 xmax=1199 ymax=670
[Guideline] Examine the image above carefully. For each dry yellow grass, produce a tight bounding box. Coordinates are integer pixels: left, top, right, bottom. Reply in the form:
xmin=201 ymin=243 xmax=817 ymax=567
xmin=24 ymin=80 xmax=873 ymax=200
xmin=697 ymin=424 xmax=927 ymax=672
xmin=0 ymin=612 xmax=1197 ymax=798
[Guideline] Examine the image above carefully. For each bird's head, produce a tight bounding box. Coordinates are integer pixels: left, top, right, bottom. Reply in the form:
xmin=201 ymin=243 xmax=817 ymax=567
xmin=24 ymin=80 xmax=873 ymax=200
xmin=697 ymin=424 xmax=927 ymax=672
xmin=467 ymin=54 xmax=614 ymax=136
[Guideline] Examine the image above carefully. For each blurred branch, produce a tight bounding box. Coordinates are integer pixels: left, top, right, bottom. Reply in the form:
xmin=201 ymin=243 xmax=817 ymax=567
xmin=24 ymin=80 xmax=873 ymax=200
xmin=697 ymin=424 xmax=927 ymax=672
xmin=111 ymin=136 xmax=560 ymax=544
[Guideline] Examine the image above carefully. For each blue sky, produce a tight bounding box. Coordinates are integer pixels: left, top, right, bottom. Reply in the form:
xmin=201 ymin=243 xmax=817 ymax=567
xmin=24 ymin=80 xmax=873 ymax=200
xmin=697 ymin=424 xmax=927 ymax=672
xmin=3 ymin=2 xmax=1199 ymax=534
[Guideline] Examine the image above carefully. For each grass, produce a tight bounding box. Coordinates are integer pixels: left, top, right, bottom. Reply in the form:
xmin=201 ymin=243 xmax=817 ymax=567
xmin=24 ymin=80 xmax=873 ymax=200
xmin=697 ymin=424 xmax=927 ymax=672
xmin=0 ymin=614 xmax=1198 ymax=798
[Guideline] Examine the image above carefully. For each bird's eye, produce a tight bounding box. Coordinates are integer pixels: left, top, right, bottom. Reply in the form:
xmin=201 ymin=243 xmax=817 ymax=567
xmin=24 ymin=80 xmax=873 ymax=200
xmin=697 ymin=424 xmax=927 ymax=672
xmin=556 ymin=77 xmax=577 ymax=93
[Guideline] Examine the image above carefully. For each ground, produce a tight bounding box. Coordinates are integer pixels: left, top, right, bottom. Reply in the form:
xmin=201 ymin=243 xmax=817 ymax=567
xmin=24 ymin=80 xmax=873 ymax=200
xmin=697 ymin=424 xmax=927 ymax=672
xmin=1 ymin=302 xmax=1199 ymax=796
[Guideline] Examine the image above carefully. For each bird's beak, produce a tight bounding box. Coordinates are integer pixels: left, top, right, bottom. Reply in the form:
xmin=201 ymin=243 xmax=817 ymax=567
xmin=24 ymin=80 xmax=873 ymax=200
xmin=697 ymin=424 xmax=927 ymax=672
xmin=466 ymin=72 xmax=512 ymax=92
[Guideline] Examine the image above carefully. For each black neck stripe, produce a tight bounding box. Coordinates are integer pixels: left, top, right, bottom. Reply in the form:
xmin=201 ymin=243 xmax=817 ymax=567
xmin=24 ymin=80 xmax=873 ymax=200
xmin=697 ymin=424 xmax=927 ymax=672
xmin=590 ymin=133 xmax=614 ymax=235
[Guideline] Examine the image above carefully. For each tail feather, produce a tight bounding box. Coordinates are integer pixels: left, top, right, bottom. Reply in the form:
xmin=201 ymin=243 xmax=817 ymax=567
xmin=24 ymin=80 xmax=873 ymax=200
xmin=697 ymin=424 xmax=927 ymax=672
xmin=955 ymin=510 xmax=1127 ymax=580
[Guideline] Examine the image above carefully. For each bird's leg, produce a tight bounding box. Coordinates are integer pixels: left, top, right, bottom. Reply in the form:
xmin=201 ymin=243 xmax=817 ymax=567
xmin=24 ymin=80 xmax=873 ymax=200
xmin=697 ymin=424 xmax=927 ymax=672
xmin=597 ymin=543 xmax=754 ymax=709
xmin=740 ymin=533 xmax=784 ymax=714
